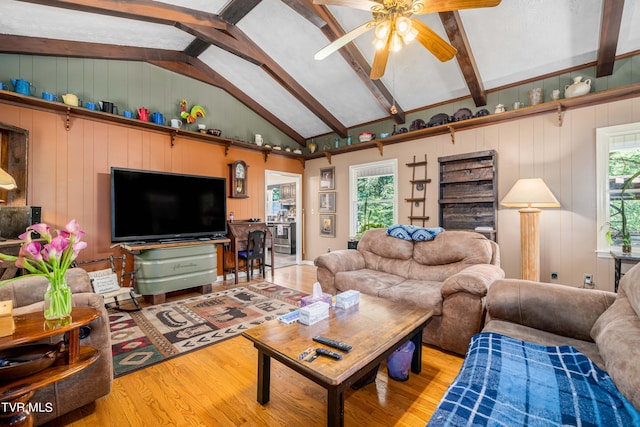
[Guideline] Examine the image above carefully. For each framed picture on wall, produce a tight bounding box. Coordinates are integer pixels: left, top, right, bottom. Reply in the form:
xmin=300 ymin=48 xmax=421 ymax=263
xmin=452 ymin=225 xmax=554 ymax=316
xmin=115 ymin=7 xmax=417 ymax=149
xmin=320 ymin=167 xmax=335 ymax=190
xmin=319 ymin=192 xmax=336 ymax=213
xmin=320 ymin=214 xmax=336 ymax=237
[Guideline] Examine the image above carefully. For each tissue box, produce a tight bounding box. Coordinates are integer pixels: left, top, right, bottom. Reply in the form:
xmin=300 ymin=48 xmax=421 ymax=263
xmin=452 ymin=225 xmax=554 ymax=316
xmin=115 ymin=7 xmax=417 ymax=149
xmin=336 ymin=290 xmax=360 ymax=309
xmin=299 ymin=301 xmax=330 ymax=325
xmin=300 ymin=293 xmax=332 ymax=307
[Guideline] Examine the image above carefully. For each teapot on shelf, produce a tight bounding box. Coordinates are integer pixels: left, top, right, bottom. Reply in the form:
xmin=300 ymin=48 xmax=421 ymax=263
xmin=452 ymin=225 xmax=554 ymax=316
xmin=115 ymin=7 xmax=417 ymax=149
xmin=62 ymin=93 xmax=79 ymax=106
xmin=11 ymin=79 xmax=35 ymax=96
xmin=564 ymin=76 xmax=591 ymax=98
xmin=137 ymin=108 xmax=149 ymax=121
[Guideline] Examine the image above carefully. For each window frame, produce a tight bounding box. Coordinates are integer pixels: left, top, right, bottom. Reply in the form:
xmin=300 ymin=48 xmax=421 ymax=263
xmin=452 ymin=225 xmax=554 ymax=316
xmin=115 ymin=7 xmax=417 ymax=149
xmin=348 ymin=159 xmax=398 ymax=239
xmin=596 ymin=122 xmax=640 ymax=255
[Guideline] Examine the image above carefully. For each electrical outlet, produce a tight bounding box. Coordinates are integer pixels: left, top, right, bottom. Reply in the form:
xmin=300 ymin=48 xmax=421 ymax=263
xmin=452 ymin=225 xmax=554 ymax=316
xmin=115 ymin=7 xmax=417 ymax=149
xmin=584 ymin=274 xmax=593 ymax=288
xmin=551 ymin=272 xmax=558 ymax=280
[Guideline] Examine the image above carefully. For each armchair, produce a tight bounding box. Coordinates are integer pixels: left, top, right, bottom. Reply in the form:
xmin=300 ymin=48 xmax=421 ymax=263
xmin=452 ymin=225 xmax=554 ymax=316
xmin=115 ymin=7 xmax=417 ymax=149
xmin=0 ymin=268 xmax=112 ymax=425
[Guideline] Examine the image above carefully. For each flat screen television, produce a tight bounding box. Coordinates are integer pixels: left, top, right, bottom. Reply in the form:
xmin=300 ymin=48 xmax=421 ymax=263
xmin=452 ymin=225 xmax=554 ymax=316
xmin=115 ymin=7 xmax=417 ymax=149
xmin=110 ymin=167 xmax=227 ymax=243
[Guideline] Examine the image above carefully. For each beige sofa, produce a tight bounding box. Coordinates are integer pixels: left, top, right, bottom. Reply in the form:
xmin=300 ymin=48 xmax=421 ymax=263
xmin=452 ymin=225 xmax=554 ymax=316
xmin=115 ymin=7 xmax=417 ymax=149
xmin=0 ymin=268 xmax=112 ymax=425
xmin=314 ymin=228 xmax=505 ymax=355
xmin=482 ymin=263 xmax=640 ymax=411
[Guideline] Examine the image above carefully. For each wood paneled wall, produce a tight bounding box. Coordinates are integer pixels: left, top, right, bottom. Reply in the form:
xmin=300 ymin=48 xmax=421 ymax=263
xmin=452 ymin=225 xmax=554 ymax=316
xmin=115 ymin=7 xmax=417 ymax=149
xmin=0 ymin=102 xmax=303 ymax=271
xmin=304 ymin=96 xmax=640 ymax=292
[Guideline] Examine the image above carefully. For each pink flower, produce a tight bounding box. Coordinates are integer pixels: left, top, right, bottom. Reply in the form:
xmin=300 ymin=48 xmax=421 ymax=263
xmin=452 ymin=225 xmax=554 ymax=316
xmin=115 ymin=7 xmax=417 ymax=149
xmin=15 ymin=256 xmax=25 ymax=269
xmin=60 ymin=219 xmax=85 ymax=242
xmin=0 ymin=219 xmax=87 ymax=285
xmin=26 ymin=223 xmax=51 ymax=240
xmin=22 ymin=241 xmax=43 ymax=261
xmin=71 ymin=241 xmax=87 ymax=258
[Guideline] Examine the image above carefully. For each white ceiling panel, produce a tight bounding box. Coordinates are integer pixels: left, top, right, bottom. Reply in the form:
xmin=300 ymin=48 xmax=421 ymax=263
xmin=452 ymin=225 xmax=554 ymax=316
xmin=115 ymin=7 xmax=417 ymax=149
xmin=239 ymin=0 xmax=388 ymax=128
xmin=0 ymin=0 xmax=193 ymax=50
xmin=619 ymin=1 xmax=640 ymax=54
xmin=153 ymin=0 xmax=228 ymax=14
xmin=463 ymin=0 xmax=602 ymax=89
xmin=198 ymin=44 xmax=331 ymax=138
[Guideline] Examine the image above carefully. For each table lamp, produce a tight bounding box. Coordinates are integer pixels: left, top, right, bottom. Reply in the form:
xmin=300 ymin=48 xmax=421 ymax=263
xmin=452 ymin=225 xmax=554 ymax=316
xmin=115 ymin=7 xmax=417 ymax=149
xmin=501 ymin=178 xmax=560 ymax=281
xmin=0 ymin=167 xmax=17 ymax=191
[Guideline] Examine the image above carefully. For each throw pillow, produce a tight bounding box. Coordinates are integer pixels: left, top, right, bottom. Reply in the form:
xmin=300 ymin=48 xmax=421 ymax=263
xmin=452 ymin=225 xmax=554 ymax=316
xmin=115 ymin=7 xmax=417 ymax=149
xmin=386 ymin=224 xmax=445 ymax=241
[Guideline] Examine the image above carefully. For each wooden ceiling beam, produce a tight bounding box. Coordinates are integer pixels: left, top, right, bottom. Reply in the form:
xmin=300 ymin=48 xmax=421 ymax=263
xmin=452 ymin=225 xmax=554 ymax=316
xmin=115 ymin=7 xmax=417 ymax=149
xmin=150 ymin=59 xmax=306 ymax=144
xmin=597 ymin=0 xmax=625 ymax=77
xmin=439 ymin=11 xmax=486 ymax=107
xmin=182 ymin=23 xmax=348 ymax=138
xmin=0 ymin=34 xmax=187 ymax=62
xmin=15 ymin=0 xmax=227 ymax=29
xmin=288 ymin=0 xmax=407 ymax=125
xmin=184 ymin=38 xmax=212 ymax=58
xmin=219 ymin=0 xmax=262 ymax=25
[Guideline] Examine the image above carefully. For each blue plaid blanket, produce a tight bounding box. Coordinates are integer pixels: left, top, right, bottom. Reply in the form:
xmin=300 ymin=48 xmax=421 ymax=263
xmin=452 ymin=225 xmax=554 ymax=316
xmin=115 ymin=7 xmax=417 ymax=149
xmin=428 ymin=333 xmax=640 ymax=427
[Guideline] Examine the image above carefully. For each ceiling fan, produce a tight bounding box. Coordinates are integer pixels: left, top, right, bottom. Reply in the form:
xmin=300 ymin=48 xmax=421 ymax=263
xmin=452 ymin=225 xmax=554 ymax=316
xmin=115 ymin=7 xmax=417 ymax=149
xmin=313 ymin=0 xmax=502 ymax=80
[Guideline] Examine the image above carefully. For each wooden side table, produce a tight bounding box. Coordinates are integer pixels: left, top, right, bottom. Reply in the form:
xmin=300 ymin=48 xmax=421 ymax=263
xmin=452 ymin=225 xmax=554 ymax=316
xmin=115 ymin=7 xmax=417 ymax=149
xmin=0 ymin=307 xmax=100 ymax=426
xmin=610 ymin=251 xmax=640 ymax=292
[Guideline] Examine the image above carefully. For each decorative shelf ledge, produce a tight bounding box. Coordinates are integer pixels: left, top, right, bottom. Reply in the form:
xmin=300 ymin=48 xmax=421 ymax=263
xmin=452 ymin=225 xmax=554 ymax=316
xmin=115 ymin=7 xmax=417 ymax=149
xmin=306 ymin=83 xmax=640 ymax=161
xmin=0 ymin=90 xmax=305 ymax=163
xmin=4 ymin=82 xmax=640 ymax=166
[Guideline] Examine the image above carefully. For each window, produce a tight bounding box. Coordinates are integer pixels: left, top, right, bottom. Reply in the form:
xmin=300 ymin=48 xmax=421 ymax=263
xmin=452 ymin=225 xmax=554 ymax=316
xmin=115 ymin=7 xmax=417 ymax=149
xmin=349 ymin=159 xmax=397 ymax=238
xmin=596 ymin=122 xmax=640 ymax=253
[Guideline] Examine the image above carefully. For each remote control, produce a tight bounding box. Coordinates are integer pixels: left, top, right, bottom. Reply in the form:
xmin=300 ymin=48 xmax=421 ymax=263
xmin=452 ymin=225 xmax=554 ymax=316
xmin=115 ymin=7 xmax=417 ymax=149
xmin=312 ymin=336 xmax=352 ymax=352
xmin=315 ymin=348 xmax=342 ymax=360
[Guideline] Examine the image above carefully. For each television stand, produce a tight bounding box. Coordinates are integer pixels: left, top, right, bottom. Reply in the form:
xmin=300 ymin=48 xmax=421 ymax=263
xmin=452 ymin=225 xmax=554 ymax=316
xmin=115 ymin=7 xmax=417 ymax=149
xmin=117 ymin=238 xmax=230 ymax=304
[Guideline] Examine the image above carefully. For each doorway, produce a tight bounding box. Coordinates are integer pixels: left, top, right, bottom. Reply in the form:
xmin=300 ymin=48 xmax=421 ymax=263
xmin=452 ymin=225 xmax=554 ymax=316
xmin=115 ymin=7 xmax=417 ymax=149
xmin=265 ymin=170 xmax=302 ymax=268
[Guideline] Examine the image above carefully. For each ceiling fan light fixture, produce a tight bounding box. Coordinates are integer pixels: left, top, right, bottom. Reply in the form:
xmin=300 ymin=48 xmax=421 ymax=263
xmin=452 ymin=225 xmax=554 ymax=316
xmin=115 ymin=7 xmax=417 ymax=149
xmin=372 ymin=37 xmax=386 ymax=50
xmin=402 ymin=27 xmax=418 ymax=43
xmin=374 ymin=20 xmax=391 ymax=40
xmin=390 ymin=32 xmax=403 ymax=52
xmin=395 ymin=16 xmax=412 ymax=37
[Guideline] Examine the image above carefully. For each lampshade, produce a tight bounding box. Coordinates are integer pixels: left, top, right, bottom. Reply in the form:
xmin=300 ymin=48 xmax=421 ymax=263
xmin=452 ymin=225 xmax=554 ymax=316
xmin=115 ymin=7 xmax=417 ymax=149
xmin=0 ymin=167 xmax=17 ymax=191
xmin=500 ymin=178 xmax=560 ymax=208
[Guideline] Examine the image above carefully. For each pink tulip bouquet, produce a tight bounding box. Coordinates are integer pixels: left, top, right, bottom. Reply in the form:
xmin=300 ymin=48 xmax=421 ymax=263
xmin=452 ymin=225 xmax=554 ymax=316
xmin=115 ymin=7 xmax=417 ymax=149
xmin=0 ymin=219 xmax=87 ymax=319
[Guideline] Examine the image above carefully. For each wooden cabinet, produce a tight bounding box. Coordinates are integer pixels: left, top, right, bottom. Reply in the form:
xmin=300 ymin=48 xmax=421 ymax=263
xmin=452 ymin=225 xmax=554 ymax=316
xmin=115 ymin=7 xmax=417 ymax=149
xmin=438 ymin=150 xmax=497 ymax=240
xmin=280 ymin=183 xmax=295 ymax=202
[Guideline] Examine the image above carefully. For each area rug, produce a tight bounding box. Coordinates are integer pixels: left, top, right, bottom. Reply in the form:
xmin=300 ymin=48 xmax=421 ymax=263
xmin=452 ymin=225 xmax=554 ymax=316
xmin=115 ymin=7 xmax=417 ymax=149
xmin=109 ymin=282 xmax=308 ymax=377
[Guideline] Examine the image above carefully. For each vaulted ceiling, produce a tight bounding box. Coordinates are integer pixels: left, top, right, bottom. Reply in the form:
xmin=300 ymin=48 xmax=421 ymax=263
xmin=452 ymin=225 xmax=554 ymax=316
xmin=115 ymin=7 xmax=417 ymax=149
xmin=0 ymin=0 xmax=638 ymax=146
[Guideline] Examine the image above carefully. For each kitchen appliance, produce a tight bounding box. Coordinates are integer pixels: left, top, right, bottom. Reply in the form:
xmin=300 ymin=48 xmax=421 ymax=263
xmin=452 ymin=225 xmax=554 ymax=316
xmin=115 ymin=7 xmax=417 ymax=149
xmin=270 ymin=222 xmax=296 ymax=254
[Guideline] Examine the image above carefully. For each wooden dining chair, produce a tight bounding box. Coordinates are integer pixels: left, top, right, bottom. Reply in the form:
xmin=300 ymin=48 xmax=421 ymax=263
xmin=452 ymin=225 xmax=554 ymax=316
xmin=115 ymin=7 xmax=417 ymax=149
xmin=238 ymin=229 xmax=267 ymax=282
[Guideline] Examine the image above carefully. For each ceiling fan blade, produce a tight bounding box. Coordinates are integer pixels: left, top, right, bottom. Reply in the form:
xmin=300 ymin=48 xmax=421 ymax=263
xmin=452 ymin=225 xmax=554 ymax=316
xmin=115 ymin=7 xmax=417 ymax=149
xmin=411 ymin=18 xmax=457 ymax=62
xmin=313 ymin=0 xmax=383 ymax=12
xmin=370 ymin=34 xmax=391 ymax=80
xmin=412 ymin=0 xmax=501 ymax=14
xmin=315 ymin=21 xmax=374 ymax=60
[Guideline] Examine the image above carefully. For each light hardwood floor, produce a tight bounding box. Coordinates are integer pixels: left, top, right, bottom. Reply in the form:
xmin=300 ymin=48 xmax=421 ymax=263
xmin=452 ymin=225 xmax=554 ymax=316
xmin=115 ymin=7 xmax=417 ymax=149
xmin=50 ymin=265 xmax=463 ymax=427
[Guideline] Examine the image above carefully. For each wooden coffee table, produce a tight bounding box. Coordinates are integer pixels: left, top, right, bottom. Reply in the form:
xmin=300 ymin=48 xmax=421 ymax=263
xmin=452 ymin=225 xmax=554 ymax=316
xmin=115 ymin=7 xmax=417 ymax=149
xmin=242 ymin=294 xmax=433 ymax=427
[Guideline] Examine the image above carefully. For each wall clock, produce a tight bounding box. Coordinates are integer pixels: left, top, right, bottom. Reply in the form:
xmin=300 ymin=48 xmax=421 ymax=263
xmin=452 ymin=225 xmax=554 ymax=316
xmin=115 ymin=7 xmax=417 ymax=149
xmin=229 ymin=160 xmax=249 ymax=198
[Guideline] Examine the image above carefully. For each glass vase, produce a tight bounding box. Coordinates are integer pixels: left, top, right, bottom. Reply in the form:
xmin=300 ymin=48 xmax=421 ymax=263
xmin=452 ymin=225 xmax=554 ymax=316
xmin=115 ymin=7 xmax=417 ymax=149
xmin=44 ymin=278 xmax=72 ymax=320
xmin=623 ymin=243 xmax=632 ymax=254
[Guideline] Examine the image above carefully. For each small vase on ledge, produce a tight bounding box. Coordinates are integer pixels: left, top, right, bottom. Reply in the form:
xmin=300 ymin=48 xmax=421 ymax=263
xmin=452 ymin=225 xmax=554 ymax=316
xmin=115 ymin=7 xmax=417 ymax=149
xmin=44 ymin=277 xmax=72 ymax=320
xmin=622 ymin=243 xmax=632 ymax=254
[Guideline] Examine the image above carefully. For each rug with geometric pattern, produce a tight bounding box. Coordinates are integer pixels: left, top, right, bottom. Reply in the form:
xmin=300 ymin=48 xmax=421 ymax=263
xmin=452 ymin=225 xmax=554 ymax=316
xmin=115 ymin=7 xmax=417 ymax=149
xmin=109 ymin=282 xmax=307 ymax=377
